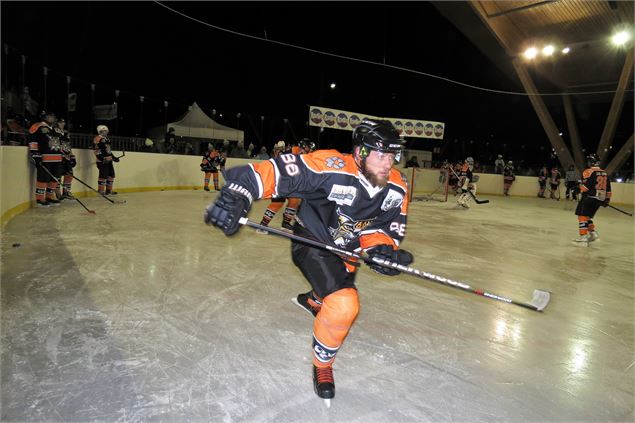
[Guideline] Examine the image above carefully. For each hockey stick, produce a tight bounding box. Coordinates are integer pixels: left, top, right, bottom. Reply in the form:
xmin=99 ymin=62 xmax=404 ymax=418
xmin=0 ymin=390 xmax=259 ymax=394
xmin=448 ymin=167 xmax=489 ymax=204
xmin=238 ymin=218 xmax=550 ymax=312
xmin=607 ymin=204 xmax=633 ymax=216
xmin=71 ymin=175 xmax=126 ymax=204
xmin=37 ymin=164 xmax=96 ymax=214
xmin=114 ymin=151 xmax=126 ymax=159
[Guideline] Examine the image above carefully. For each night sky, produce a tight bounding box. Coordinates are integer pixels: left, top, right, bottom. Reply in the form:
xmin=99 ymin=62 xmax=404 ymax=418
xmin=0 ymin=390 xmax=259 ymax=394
xmin=2 ymin=1 xmax=632 ymax=167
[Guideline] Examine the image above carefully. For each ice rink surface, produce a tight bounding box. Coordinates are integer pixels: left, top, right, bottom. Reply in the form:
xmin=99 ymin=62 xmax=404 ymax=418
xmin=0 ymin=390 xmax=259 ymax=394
xmin=2 ymin=190 xmax=634 ymax=422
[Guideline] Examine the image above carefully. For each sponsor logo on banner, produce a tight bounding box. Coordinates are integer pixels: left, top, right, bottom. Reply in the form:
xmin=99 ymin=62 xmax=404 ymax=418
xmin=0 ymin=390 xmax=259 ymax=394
xmin=381 ymin=189 xmax=404 ymax=211
xmin=434 ymin=124 xmax=444 ymax=138
xmin=349 ymin=114 xmax=361 ymax=128
xmin=336 ymin=112 xmax=348 ymax=128
xmin=324 ymin=111 xmax=336 ymax=126
xmin=415 ymin=122 xmax=424 ymax=135
xmin=327 ymin=184 xmax=357 ymax=206
xmin=393 ymin=120 xmax=403 ymax=134
xmin=424 ymin=123 xmax=434 ymax=136
xmin=310 ymin=108 xmax=323 ymax=124
xmin=404 ymin=121 xmax=414 ymax=135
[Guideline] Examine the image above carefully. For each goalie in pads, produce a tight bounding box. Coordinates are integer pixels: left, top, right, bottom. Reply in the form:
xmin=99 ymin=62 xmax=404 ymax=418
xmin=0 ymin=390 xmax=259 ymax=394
xmin=456 ymin=157 xmax=477 ymax=208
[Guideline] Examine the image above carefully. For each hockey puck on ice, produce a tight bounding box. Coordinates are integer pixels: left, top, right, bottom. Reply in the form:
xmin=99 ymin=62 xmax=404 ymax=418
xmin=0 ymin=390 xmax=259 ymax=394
xmin=12 ymin=243 xmax=21 ymax=248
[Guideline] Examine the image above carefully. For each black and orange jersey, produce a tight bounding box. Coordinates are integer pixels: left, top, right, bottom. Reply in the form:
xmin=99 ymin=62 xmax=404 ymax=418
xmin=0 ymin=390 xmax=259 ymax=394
xmin=538 ymin=167 xmax=548 ymax=181
xmin=28 ymin=121 xmax=62 ymax=162
xmin=224 ymin=149 xmax=409 ymax=257
xmin=459 ymin=163 xmax=473 ymax=186
xmin=93 ymin=135 xmax=113 ymax=163
xmin=579 ymin=166 xmax=612 ymax=201
xmin=503 ymin=166 xmax=515 ymax=181
xmin=202 ymin=150 xmax=220 ymax=170
xmin=549 ymin=168 xmax=561 ymax=184
xmin=55 ymin=127 xmax=74 ymax=162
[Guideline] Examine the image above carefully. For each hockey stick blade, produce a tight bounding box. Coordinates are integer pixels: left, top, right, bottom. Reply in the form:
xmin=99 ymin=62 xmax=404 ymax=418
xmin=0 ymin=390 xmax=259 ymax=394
xmin=529 ymin=289 xmax=551 ymax=312
xmin=238 ymin=218 xmax=548 ymax=312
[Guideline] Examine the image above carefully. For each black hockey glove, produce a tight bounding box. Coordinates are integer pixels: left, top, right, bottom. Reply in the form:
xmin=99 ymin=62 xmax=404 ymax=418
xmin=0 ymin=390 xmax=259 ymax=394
xmin=112 ymin=156 xmax=120 ymax=163
xmin=365 ymin=244 xmax=413 ymax=276
xmin=30 ymin=153 xmax=42 ymax=167
xmin=204 ymin=183 xmax=252 ymax=236
xmin=70 ymin=158 xmax=77 ymax=168
xmin=601 ymin=199 xmax=610 ymax=207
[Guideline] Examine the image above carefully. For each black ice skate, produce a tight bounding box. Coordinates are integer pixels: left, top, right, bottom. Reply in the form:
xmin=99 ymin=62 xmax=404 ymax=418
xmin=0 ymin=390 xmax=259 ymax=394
xmin=204 ymin=186 xmax=210 ymax=192
xmin=281 ymin=220 xmax=294 ymax=231
xmin=313 ymin=365 xmax=335 ymax=407
xmin=292 ymin=291 xmax=322 ymax=317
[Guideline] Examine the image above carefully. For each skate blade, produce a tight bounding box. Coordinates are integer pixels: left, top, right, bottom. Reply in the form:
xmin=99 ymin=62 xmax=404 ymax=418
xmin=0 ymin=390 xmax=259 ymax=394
xmin=323 ymin=398 xmax=331 ymax=408
xmin=572 ymin=241 xmax=589 ymax=247
xmin=291 ymin=298 xmax=315 ymax=317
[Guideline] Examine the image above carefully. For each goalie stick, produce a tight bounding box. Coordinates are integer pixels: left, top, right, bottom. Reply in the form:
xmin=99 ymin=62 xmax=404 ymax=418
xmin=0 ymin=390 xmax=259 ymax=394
xmin=238 ymin=218 xmax=550 ymax=312
xmin=71 ymin=175 xmax=127 ymax=204
xmin=448 ymin=166 xmax=490 ymax=204
xmin=37 ymin=164 xmax=96 ymax=214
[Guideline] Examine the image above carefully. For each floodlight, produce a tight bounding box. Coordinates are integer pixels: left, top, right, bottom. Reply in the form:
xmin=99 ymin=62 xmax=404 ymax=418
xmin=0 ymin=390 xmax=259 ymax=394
xmin=523 ymin=47 xmax=538 ymax=59
xmin=542 ymin=45 xmax=555 ymax=56
xmin=612 ymin=31 xmax=630 ymax=46
xmin=562 ymin=47 xmax=570 ymax=54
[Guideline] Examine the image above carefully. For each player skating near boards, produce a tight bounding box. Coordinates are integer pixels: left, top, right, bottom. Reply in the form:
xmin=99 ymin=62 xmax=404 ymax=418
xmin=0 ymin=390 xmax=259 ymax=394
xmin=205 ymin=119 xmax=413 ymax=406
xmin=573 ymin=154 xmax=612 ymax=246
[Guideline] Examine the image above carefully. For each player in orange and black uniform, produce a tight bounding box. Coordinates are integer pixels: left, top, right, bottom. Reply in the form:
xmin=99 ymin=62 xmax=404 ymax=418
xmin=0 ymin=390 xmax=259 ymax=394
xmin=28 ymin=111 xmax=62 ymax=207
xmin=201 ymin=143 xmax=220 ymax=191
xmin=256 ymin=139 xmax=317 ymax=232
xmin=55 ymin=118 xmax=76 ymax=200
xmin=205 ymin=119 xmax=413 ymax=404
xmin=503 ymin=161 xmax=515 ymax=196
xmin=573 ymin=154 xmax=612 ymax=245
xmin=549 ymin=166 xmax=562 ymax=200
xmin=93 ymin=125 xmax=119 ymax=195
xmin=537 ymin=165 xmax=548 ymax=198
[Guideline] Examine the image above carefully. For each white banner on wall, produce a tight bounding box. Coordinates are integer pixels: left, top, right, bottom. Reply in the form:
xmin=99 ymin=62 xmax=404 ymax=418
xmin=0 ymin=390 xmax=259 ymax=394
xmin=308 ymin=105 xmax=445 ymax=140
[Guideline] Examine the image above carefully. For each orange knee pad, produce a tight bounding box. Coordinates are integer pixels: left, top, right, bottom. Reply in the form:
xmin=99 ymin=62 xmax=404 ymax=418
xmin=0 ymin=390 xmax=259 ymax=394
xmin=312 ymin=288 xmax=360 ymax=367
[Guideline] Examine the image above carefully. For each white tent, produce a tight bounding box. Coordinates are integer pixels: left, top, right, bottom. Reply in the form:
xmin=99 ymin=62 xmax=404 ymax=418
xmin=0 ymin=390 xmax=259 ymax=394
xmin=151 ymin=102 xmax=244 ymax=142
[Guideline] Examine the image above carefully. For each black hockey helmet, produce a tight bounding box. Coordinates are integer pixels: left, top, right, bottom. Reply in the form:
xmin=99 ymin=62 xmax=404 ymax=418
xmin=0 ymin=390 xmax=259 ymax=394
xmin=586 ymin=153 xmax=600 ymax=167
xmin=352 ymin=119 xmax=404 ymax=162
xmin=299 ymin=138 xmax=316 ymax=152
xmin=39 ymin=110 xmax=56 ymax=121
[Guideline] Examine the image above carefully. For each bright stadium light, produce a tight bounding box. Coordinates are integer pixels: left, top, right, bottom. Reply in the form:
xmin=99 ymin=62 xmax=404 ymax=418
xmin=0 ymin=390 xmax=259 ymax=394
xmin=523 ymin=47 xmax=538 ymax=59
xmin=612 ymin=31 xmax=631 ymax=46
xmin=562 ymin=47 xmax=570 ymax=54
xmin=329 ymin=82 xmax=336 ymax=89
xmin=542 ymin=45 xmax=555 ymax=56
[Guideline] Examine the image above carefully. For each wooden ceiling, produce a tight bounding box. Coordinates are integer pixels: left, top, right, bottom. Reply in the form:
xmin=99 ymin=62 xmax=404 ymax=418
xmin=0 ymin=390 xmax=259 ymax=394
xmin=434 ymin=1 xmax=634 ymax=99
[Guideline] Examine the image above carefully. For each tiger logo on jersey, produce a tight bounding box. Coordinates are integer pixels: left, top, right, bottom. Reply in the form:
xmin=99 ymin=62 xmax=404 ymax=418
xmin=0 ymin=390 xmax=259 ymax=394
xmin=329 ymin=209 xmax=375 ymax=246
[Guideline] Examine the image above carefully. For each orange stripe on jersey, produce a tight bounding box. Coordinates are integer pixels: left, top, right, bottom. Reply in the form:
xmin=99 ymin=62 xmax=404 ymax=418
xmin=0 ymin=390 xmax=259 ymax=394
xmin=251 ymin=160 xmax=278 ymax=198
xmin=291 ymin=146 xmax=301 ymax=154
xmin=29 ymin=122 xmax=45 ymax=134
xmin=359 ymin=232 xmax=397 ymax=251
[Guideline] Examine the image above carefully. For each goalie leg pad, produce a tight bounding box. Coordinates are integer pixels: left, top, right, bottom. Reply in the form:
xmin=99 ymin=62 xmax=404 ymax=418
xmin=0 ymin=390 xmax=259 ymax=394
xmin=312 ymin=288 xmax=359 ymax=367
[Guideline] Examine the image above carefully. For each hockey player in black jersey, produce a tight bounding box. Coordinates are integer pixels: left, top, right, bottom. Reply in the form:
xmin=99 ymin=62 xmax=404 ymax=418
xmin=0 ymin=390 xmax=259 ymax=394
xmin=574 ymin=154 xmax=612 ymax=245
xmin=205 ymin=119 xmax=414 ymax=405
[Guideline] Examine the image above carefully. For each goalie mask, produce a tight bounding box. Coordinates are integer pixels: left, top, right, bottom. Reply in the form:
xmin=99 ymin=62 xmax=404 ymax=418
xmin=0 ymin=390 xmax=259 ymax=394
xmin=352 ymin=119 xmax=404 ymax=163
